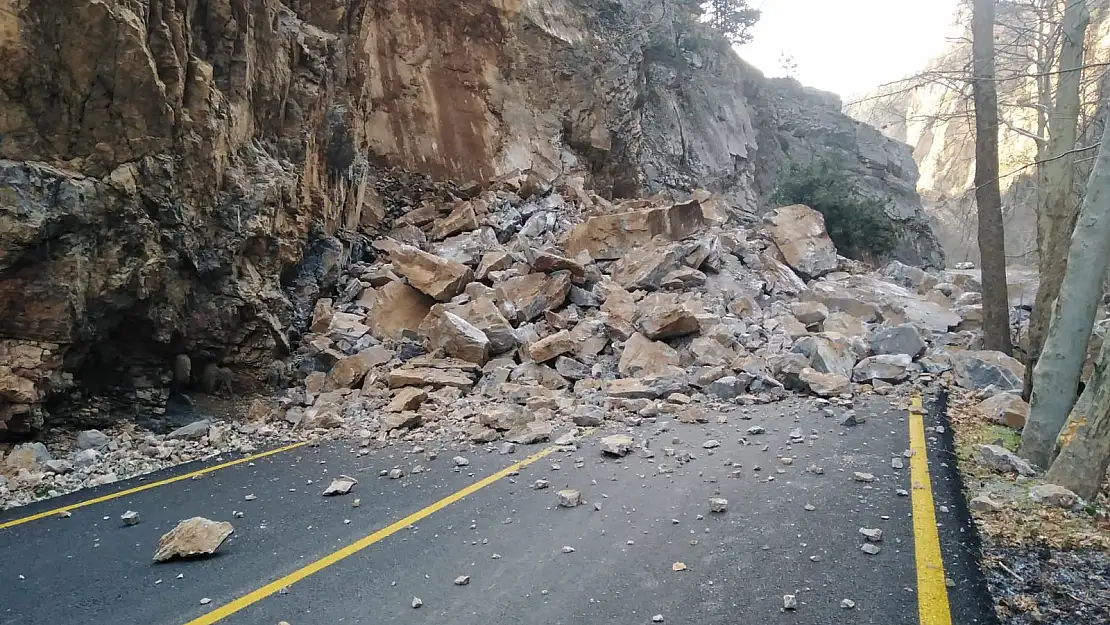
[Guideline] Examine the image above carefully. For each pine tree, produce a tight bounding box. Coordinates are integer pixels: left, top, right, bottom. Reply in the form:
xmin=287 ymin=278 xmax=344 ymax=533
xmin=702 ymin=0 xmax=761 ymax=44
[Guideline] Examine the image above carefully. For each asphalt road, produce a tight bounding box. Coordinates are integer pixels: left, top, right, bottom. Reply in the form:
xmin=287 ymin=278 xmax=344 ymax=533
xmin=0 ymin=393 xmax=994 ymax=625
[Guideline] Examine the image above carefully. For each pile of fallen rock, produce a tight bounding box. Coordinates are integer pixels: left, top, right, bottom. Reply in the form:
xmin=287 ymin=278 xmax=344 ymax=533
xmin=254 ymin=171 xmax=1026 ymax=447
xmin=1 ymin=169 xmax=1032 ymax=508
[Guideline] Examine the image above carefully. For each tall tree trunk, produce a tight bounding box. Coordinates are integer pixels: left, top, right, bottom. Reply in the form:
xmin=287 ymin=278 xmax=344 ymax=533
xmin=972 ymin=0 xmax=1013 ymax=355
xmin=1023 ymin=0 xmax=1092 ymax=401
xmin=1046 ymin=332 xmax=1110 ymax=501
xmin=1020 ymin=117 xmax=1110 ymax=469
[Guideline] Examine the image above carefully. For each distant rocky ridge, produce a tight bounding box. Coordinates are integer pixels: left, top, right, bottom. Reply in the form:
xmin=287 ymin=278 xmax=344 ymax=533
xmin=847 ymin=2 xmax=1110 ymax=265
xmin=0 ymin=0 xmax=942 ymax=436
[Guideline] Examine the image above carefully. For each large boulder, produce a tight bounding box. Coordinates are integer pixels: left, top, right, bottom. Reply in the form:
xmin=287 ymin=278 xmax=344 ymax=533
xmin=852 ymin=354 xmax=912 ymax=383
xmin=418 ymin=307 xmax=491 ymax=365
xmin=763 ymin=205 xmax=839 ymax=279
xmin=563 ymin=200 xmax=709 ymax=260
xmin=495 ymin=272 xmax=571 ymax=323
xmin=870 ymin=324 xmax=926 ymax=359
xmin=152 ymin=517 xmax=234 ymax=562
xmin=529 ymin=330 xmax=576 ymax=363
xmin=974 ymin=392 xmax=1028 ymax=429
xmin=636 ymin=293 xmax=700 ymax=339
xmin=609 ymin=245 xmax=682 ymax=291
xmin=798 ymin=368 xmax=851 ymax=397
xmin=951 ymin=350 xmax=1025 ymax=391
xmin=326 ymin=346 xmax=393 ymax=389
xmin=388 ymin=244 xmax=473 ymax=301
xmin=430 ymin=202 xmax=480 ymax=240
xmin=443 ymin=298 xmax=518 ymax=354
xmin=792 ymin=333 xmax=858 ymax=378
xmin=804 ymin=275 xmax=962 ymax=333
xmin=619 ymin=333 xmax=684 ymax=377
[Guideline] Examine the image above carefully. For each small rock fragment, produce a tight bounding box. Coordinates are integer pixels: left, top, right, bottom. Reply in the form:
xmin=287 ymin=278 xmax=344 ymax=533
xmin=853 ymin=472 xmax=876 ymax=483
xmin=1029 ymin=483 xmax=1079 ymax=509
xmin=454 ymin=575 xmax=470 ymax=586
xmin=860 ymin=543 xmax=881 ymax=555
xmin=387 ymin=468 xmax=404 ymax=480
xmin=453 ymin=456 xmax=470 ymax=467
xmin=323 ymin=475 xmax=358 ymax=495
xmin=557 ymin=489 xmax=582 ymax=507
xmin=702 ymin=439 xmax=721 ymax=449
xmin=534 ymin=479 xmax=551 ymax=490
xmin=841 ymin=598 xmax=856 ymax=609
xmin=709 ymin=497 xmax=728 ymax=513
xmin=968 ymin=494 xmax=1001 ymax=513
xmin=121 ymin=510 xmax=140 ymax=526
xmin=561 ymin=545 xmax=576 ymax=554
xmin=412 ymin=597 xmax=422 ymax=609
xmin=652 ymin=615 xmax=664 ymax=623
xmin=783 ymin=594 xmax=797 ymax=610
xmin=600 ymin=434 xmax=635 ymax=456
xmin=859 ymin=527 xmax=883 ymax=542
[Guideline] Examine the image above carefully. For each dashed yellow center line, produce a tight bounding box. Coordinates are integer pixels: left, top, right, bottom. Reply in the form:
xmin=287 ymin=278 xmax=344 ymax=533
xmin=0 ymin=441 xmax=309 ymax=530
xmin=909 ymin=395 xmax=953 ymax=625
xmin=181 ymin=444 xmax=559 ymax=625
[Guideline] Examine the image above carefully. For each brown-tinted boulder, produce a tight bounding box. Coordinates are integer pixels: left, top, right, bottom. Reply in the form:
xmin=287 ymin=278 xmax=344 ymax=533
xmin=763 ymin=204 xmax=838 ymax=279
xmin=387 ymin=387 xmax=428 ymax=413
xmin=443 ymin=297 xmax=518 ymax=354
xmin=494 ymin=272 xmax=571 ymax=323
xmin=326 ymin=346 xmax=393 ymax=389
xmin=563 ymin=201 xmax=709 ymax=259
xmin=636 ymin=292 xmax=699 ymax=340
xmin=418 ymin=306 xmax=491 ymax=365
xmin=529 ymin=330 xmax=576 ymax=363
xmin=366 ymin=281 xmax=434 ymax=340
xmin=619 ymin=333 xmax=684 ymax=377
xmin=388 ymin=244 xmax=473 ymax=301
xmin=609 ymin=246 xmax=682 ymax=291
xmin=430 ymin=203 xmax=480 ymax=240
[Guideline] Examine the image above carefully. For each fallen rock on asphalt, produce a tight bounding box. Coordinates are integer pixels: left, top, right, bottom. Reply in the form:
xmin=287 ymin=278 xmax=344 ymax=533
xmin=323 ymin=475 xmax=358 ymax=496
xmin=600 ymin=434 xmax=634 ymax=456
xmin=153 ymin=517 xmax=234 ymax=562
xmin=557 ymin=489 xmax=582 ymax=507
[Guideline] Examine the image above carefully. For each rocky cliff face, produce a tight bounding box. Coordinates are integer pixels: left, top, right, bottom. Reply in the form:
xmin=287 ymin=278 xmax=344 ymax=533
xmin=0 ymin=0 xmax=942 ymax=437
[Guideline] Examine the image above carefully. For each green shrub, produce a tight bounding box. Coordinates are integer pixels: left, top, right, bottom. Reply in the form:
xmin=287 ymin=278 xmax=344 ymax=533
xmin=772 ymin=159 xmax=900 ymax=260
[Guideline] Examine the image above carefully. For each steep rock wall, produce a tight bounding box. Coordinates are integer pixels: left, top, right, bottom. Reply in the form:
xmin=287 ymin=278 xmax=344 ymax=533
xmin=0 ymin=0 xmax=942 ymax=436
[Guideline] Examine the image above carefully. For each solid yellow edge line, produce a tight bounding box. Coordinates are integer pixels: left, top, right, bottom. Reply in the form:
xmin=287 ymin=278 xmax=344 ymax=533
xmin=0 ymin=441 xmax=309 ymax=530
xmin=909 ymin=395 xmax=954 ymax=625
xmin=183 ymin=444 xmax=558 ymax=625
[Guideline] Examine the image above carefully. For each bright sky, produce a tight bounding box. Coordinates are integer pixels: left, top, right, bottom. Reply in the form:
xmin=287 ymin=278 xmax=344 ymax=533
xmin=737 ymin=0 xmax=964 ymax=99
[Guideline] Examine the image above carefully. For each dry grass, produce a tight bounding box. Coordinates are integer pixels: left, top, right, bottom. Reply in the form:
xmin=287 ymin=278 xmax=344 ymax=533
xmin=948 ymin=397 xmax=1110 ymax=552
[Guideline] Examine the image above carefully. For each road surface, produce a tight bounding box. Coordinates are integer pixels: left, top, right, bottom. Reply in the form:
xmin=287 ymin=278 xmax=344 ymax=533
xmin=0 ymin=392 xmax=997 ymax=625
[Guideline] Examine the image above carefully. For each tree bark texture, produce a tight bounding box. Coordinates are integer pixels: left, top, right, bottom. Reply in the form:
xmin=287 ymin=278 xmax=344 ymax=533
xmin=972 ymin=0 xmax=1013 ymax=355
xmin=1023 ymin=0 xmax=1091 ymax=401
xmin=1046 ymin=331 xmax=1110 ymax=501
xmin=1021 ymin=115 xmax=1110 ymax=469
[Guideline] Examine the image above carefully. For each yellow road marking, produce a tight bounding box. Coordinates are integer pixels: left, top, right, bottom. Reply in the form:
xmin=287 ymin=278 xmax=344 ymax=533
xmin=909 ymin=395 xmax=953 ymax=625
xmin=182 ymin=444 xmax=558 ymax=625
xmin=0 ymin=442 xmax=308 ymax=530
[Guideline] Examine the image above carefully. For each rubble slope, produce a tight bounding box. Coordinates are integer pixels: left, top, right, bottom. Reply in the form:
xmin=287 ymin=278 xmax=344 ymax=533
xmin=0 ymin=0 xmax=942 ymax=437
